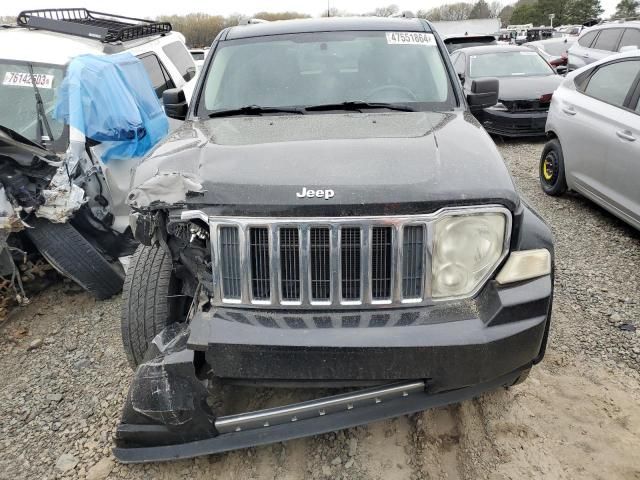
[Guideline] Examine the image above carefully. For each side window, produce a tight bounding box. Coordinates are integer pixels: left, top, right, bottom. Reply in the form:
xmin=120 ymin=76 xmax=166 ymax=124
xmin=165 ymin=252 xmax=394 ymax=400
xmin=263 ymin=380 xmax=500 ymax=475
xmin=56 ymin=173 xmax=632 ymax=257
xmin=592 ymin=28 xmax=623 ymax=52
xmin=578 ymin=30 xmax=598 ymax=47
xmin=620 ymin=28 xmax=640 ymax=49
xmin=162 ymin=41 xmax=196 ymax=82
xmin=138 ymin=53 xmax=175 ymax=98
xmin=453 ymin=53 xmax=466 ymax=74
xmin=583 ymin=60 xmax=640 ymax=108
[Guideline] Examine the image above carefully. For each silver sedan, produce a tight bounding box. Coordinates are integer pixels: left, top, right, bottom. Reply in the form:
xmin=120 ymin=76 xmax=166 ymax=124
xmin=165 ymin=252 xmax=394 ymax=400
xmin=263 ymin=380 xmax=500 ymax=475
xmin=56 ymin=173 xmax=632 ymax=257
xmin=541 ymin=50 xmax=640 ymax=230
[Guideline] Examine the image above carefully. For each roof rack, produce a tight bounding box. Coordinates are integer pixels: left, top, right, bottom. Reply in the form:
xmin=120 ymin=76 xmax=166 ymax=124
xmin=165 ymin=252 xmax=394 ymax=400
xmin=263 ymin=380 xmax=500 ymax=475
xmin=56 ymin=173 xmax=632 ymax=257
xmin=16 ymin=8 xmax=172 ymax=43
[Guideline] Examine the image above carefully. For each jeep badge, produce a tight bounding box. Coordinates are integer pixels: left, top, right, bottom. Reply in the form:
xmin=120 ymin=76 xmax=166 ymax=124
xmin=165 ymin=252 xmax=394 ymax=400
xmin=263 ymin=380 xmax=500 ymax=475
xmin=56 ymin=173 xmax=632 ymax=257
xmin=296 ymin=187 xmax=335 ymax=200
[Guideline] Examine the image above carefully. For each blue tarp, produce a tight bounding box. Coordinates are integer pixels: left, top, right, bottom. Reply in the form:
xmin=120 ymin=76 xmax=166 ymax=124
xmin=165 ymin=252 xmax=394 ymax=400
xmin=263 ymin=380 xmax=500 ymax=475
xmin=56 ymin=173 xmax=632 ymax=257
xmin=54 ymin=53 xmax=169 ymax=161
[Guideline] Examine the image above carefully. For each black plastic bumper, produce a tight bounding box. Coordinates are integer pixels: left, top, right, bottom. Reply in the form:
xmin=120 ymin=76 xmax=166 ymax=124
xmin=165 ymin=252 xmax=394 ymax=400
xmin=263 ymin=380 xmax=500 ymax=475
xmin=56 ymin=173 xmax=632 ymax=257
xmin=114 ymin=273 xmax=552 ymax=462
xmin=114 ymin=368 xmax=523 ymax=463
xmin=478 ymin=108 xmax=549 ymax=137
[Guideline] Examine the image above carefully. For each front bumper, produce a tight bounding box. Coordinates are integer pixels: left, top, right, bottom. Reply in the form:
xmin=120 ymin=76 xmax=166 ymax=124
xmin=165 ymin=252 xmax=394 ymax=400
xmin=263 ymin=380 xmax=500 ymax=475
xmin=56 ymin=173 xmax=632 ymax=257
xmin=114 ymin=274 xmax=552 ymax=462
xmin=478 ymin=108 xmax=549 ymax=137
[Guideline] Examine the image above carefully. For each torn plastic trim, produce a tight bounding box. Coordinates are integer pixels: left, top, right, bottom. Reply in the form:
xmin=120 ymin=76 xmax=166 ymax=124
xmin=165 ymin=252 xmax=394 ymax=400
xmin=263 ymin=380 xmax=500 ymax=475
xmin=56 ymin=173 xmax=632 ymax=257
xmin=114 ymin=359 xmax=523 ymax=463
xmin=128 ymin=172 xmax=205 ymax=210
xmin=0 ymin=187 xmax=23 ymax=233
xmin=35 ymin=166 xmax=85 ymax=223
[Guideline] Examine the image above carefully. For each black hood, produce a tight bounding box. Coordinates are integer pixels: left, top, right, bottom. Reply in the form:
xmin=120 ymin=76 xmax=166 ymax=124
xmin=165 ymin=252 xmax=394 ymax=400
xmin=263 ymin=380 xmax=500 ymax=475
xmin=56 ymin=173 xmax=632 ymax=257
xmin=131 ymin=111 xmax=519 ymax=217
xmin=0 ymin=125 xmax=59 ymax=167
xmin=497 ymin=75 xmax=563 ymax=102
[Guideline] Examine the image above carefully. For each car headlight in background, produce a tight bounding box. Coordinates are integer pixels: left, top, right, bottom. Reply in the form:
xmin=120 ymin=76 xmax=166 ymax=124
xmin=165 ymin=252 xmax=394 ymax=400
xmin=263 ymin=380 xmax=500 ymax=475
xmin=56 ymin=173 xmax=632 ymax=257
xmin=486 ymin=101 xmax=508 ymax=112
xmin=432 ymin=212 xmax=508 ymax=299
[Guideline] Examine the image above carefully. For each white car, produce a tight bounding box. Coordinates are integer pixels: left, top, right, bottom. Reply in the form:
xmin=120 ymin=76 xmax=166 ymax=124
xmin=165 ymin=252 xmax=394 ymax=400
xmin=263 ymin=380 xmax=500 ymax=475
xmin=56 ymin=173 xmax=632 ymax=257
xmin=568 ymin=21 xmax=640 ymax=71
xmin=0 ymin=8 xmax=196 ymax=299
xmin=541 ymin=51 xmax=640 ymax=230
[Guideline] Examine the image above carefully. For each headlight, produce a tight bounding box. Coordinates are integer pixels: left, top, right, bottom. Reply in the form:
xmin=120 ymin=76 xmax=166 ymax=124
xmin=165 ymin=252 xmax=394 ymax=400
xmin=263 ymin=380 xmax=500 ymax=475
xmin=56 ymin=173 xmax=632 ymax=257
xmin=486 ymin=102 xmax=508 ymax=112
xmin=432 ymin=212 xmax=508 ymax=299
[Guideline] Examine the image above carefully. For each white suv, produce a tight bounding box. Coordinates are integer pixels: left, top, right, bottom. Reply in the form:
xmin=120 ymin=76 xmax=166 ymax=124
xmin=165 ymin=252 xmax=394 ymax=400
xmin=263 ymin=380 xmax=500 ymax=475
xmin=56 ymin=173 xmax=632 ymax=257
xmin=0 ymin=8 xmax=195 ymax=300
xmin=568 ymin=21 xmax=640 ymax=71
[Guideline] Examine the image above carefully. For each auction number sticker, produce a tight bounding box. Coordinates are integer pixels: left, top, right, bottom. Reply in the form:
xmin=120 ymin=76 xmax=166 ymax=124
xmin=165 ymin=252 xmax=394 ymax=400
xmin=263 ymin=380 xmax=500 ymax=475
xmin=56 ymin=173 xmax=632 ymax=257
xmin=3 ymin=72 xmax=54 ymax=89
xmin=386 ymin=32 xmax=435 ymax=45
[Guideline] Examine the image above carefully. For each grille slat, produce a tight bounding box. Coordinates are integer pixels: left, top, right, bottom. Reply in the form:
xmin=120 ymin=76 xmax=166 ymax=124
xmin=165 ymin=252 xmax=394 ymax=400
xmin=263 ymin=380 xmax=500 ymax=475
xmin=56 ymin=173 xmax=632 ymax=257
xmin=220 ymin=226 xmax=241 ymax=299
xmin=310 ymin=228 xmax=331 ymax=301
xmin=280 ymin=228 xmax=301 ymax=301
xmin=250 ymin=228 xmax=270 ymax=300
xmin=402 ymin=225 xmax=424 ymax=299
xmin=371 ymin=227 xmax=392 ymax=299
xmin=341 ymin=227 xmax=361 ymax=301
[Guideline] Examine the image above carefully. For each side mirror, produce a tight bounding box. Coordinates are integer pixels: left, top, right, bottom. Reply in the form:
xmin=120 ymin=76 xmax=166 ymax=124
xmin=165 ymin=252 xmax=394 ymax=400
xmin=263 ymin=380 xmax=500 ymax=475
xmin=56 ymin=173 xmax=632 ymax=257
xmin=457 ymin=72 xmax=466 ymax=85
xmin=467 ymin=78 xmax=499 ymax=111
xmin=162 ymin=88 xmax=188 ymax=121
xmin=186 ymin=66 xmax=197 ymax=81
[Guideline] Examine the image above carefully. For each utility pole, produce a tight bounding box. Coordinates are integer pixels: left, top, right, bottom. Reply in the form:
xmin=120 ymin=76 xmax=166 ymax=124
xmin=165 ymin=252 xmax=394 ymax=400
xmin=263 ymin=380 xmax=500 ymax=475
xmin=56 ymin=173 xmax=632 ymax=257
xmin=549 ymin=13 xmax=555 ymax=28
xmin=328 ymin=0 xmax=331 ymax=17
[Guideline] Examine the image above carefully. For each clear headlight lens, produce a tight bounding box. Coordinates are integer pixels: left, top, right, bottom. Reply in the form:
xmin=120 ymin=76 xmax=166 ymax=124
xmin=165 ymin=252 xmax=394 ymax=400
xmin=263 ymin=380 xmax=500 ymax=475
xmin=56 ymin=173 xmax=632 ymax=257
xmin=432 ymin=213 xmax=507 ymax=298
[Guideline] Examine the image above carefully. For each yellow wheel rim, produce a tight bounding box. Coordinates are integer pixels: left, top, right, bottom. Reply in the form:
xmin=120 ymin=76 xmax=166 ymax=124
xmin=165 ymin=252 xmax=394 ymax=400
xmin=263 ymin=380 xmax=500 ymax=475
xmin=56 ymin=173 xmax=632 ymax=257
xmin=543 ymin=158 xmax=554 ymax=181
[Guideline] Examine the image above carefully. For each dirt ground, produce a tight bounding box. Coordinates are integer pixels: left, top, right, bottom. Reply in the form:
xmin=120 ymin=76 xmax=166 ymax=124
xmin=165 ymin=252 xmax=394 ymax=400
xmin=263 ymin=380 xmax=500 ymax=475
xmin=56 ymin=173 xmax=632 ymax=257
xmin=1 ymin=140 xmax=640 ymax=480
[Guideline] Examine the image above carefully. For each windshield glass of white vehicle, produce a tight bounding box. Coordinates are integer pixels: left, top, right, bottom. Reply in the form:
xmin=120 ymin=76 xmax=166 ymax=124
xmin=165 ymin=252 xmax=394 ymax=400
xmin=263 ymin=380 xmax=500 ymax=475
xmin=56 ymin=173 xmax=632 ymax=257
xmin=200 ymin=31 xmax=455 ymax=113
xmin=0 ymin=61 xmax=66 ymax=149
xmin=470 ymin=51 xmax=554 ymax=78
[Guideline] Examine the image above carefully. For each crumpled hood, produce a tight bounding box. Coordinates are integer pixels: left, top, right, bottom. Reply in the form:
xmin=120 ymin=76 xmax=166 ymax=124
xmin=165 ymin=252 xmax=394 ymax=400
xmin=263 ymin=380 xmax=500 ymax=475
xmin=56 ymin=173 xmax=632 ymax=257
xmin=130 ymin=111 xmax=519 ymax=216
xmin=497 ymin=75 xmax=563 ymax=102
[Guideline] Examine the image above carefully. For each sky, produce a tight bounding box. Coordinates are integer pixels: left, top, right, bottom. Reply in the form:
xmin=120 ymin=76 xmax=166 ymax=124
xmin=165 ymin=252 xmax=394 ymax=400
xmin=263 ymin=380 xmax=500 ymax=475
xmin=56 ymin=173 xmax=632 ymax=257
xmin=0 ymin=0 xmax=618 ymax=20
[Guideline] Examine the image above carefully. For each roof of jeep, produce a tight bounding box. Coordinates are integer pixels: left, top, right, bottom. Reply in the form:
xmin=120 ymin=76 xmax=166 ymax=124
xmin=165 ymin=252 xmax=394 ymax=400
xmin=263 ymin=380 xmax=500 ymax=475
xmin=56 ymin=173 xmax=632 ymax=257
xmin=224 ymin=17 xmax=430 ymax=40
xmin=0 ymin=26 xmax=181 ymax=65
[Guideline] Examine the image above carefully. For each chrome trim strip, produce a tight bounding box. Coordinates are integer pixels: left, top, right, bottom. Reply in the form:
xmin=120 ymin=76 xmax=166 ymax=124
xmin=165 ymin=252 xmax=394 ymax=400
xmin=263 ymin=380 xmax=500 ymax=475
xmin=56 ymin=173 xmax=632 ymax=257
xmin=214 ymin=381 xmax=425 ymax=434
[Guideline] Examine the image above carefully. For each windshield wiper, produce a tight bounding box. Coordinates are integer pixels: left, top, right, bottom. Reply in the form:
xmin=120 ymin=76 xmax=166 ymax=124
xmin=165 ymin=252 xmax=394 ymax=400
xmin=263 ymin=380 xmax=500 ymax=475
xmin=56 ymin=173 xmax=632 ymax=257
xmin=208 ymin=105 xmax=304 ymax=118
xmin=304 ymin=101 xmax=416 ymax=113
xmin=27 ymin=64 xmax=54 ymax=148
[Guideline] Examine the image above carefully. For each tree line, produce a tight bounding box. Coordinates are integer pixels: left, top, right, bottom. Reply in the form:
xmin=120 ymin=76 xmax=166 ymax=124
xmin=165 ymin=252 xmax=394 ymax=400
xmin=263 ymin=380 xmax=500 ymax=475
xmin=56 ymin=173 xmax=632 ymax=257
xmin=2 ymin=0 xmax=639 ymax=47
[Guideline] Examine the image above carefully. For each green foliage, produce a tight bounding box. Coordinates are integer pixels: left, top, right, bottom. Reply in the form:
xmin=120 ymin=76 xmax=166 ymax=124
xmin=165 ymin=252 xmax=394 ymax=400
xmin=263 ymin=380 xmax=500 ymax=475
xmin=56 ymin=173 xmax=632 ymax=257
xmin=614 ymin=0 xmax=639 ymax=18
xmin=507 ymin=0 xmax=604 ymax=26
xmin=416 ymin=2 xmax=474 ymax=21
xmin=470 ymin=0 xmax=492 ymax=18
xmin=499 ymin=5 xmax=515 ymax=26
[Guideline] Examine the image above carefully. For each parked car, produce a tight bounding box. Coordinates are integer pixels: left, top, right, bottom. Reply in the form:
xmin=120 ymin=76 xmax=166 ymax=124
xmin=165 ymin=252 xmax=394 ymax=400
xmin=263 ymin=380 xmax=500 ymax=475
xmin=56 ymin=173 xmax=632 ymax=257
xmin=0 ymin=8 xmax=195 ymax=300
xmin=189 ymin=47 xmax=209 ymax=71
xmin=540 ymin=51 xmax=640 ymax=230
xmin=114 ymin=17 xmax=554 ymax=463
xmin=525 ymin=27 xmax=557 ymax=43
xmin=525 ymin=37 xmax=577 ymax=74
xmin=568 ymin=21 xmax=640 ymax=71
xmin=451 ymin=45 xmax=563 ymax=137
xmin=443 ymin=34 xmax=497 ymax=53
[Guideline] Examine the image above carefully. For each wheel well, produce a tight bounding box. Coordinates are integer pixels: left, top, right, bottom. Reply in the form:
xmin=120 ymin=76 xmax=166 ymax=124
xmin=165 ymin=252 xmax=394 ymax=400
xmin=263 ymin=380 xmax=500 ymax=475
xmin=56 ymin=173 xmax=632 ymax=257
xmin=546 ymin=130 xmax=558 ymax=140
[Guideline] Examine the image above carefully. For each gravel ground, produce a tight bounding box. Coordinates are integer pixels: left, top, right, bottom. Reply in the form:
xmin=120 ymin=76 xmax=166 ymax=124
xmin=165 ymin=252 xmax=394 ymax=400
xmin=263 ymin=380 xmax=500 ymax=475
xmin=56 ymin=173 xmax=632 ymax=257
xmin=1 ymin=139 xmax=639 ymax=480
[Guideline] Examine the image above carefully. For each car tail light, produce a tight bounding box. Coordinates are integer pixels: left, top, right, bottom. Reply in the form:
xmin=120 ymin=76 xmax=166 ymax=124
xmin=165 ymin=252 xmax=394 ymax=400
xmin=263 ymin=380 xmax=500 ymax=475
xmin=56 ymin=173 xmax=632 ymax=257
xmin=539 ymin=93 xmax=553 ymax=103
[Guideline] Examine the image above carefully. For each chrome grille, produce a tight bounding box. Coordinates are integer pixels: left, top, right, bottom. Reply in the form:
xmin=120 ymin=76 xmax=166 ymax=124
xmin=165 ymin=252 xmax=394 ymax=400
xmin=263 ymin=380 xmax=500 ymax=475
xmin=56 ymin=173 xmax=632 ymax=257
xmin=195 ymin=207 xmax=511 ymax=310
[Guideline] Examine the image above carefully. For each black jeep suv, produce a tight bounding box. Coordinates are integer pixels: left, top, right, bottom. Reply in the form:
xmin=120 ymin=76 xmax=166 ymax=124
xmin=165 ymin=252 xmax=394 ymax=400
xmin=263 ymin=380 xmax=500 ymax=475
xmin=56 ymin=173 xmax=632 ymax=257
xmin=115 ymin=17 xmax=554 ymax=463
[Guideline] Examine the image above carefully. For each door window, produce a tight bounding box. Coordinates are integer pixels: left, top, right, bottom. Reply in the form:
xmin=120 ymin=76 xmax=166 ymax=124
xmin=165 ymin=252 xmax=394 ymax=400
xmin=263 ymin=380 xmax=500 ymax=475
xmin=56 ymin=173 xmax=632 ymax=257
xmin=453 ymin=53 xmax=466 ymax=74
xmin=592 ymin=28 xmax=623 ymax=51
xmin=578 ymin=30 xmax=597 ymax=47
xmin=584 ymin=60 xmax=640 ymax=107
xmin=162 ymin=41 xmax=196 ymax=81
xmin=620 ymin=28 xmax=640 ymax=50
xmin=138 ymin=53 xmax=175 ymax=98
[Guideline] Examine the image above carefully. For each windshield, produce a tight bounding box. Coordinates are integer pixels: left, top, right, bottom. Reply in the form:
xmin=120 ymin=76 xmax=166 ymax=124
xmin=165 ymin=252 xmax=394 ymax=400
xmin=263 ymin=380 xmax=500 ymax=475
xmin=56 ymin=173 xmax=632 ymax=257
xmin=198 ymin=30 xmax=454 ymax=115
xmin=470 ymin=51 xmax=554 ymax=78
xmin=0 ymin=60 xmax=67 ymax=150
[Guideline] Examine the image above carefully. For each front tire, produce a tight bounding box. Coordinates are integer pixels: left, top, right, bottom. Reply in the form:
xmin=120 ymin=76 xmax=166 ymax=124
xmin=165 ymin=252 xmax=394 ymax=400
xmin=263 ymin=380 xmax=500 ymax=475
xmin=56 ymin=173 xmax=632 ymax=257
xmin=26 ymin=218 xmax=124 ymax=300
xmin=539 ymin=138 xmax=568 ymax=196
xmin=121 ymin=244 xmax=191 ymax=369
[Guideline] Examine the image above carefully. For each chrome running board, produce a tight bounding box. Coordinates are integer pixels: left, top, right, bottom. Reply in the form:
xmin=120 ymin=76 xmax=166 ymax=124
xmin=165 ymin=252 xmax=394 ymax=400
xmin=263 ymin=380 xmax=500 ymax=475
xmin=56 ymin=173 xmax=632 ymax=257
xmin=215 ymin=381 xmax=425 ymax=434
